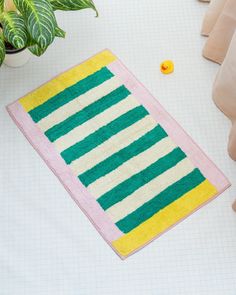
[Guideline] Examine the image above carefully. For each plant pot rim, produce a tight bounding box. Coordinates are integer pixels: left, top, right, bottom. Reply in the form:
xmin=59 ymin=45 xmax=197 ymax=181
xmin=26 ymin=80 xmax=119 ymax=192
xmin=6 ymin=47 xmax=27 ymax=55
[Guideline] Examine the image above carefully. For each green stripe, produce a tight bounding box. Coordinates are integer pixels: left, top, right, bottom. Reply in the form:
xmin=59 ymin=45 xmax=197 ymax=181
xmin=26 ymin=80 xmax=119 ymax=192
xmin=116 ymin=169 xmax=205 ymax=233
xmin=79 ymin=125 xmax=167 ymax=187
xmin=29 ymin=67 xmax=114 ymax=123
xmin=61 ymin=106 xmax=149 ymax=164
xmin=45 ymin=85 xmax=131 ymax=142
xmin=98 ymin=147 xmax=186 ymax=210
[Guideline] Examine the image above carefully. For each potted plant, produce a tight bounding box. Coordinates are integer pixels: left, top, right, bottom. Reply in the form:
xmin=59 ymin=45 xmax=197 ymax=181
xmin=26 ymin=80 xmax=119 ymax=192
xmin=0 ymin=0 xmax=98 ymax=67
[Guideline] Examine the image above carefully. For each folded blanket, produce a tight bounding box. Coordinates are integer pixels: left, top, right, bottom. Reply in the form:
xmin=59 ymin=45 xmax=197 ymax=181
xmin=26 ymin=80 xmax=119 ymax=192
xmin=213 ymin=31 xmax=236 ymax=160
xmin=201 ymin=0 xmax=228 ymax=36
xmin=203 ymin=0 xmax=236 ymax=64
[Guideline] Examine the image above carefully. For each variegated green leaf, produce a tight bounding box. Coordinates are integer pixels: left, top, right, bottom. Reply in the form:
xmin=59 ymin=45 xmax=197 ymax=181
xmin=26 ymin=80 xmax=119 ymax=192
xmin=26 ymin=36 xmax=46 ymax=56
xmin=1 ymin=11 xmax=28 ymax=49
xmin=28 ymin=43 xmax=47 ymax=56
xmin=50 ymin=0 xmax=98 ymax=16
xmin=55 ymin=26 xmax=65 ymax=38
xmin=0 ymin=35 xmax=6 ymax=66
xmin=0 ymin=0 xmax=4 ymax=13
xmin=13 ymin=0 xmax=57 ymax=49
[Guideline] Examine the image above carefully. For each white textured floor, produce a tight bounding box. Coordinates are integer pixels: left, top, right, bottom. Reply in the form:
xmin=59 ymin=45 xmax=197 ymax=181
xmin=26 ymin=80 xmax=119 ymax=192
xmin=1 ymin=1 xmax=236 ymax=294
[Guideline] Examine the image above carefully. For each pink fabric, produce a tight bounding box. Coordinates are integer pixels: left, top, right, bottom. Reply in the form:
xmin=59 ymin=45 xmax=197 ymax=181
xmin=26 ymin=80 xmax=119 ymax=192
xmin=108 ymin=59 xmax=230 ymax=192
xmin=6 ymin=102 xmax=123 ymax=243
xmin=201 ymin=0 xmax=228 ymax=36
xmin=202 ymin=0 xmax=236 ymax=64
xmin=213 ymin=31 xmax=236 ymax=161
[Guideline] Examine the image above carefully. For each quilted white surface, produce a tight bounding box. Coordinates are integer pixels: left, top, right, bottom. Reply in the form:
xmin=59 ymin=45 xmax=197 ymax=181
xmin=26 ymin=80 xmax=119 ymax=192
xmin=0 ymin=0 xmax=236 ymax=294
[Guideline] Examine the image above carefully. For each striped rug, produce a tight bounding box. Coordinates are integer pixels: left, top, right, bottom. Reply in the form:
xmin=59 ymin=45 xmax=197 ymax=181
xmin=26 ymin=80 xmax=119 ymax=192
xmin=7 ymin=50 xmax=230 ymax=259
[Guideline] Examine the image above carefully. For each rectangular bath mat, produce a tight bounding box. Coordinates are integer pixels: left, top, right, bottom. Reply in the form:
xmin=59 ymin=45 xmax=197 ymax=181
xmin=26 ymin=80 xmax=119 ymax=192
xmin=7 ymin=49 xmax=230 ymax=259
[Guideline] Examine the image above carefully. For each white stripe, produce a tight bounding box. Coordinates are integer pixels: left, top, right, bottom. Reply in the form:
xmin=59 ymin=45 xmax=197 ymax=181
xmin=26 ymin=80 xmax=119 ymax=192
xmin=70 ymin=115 xmax=157 ymax=176
xmin=54 ymin=95 xmax=140 ymax=153
xmin=37 ymin=76 xmax=122 ymax=132
xmin=88 ymin=137 xmax=176 ymax=198
xmin=106 ymin=158 xmax=195 ymax=223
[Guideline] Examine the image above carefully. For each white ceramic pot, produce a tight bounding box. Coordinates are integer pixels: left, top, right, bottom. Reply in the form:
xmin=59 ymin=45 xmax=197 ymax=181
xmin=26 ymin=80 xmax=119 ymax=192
xmin=4 ymin=47 xmax=31 ymax=68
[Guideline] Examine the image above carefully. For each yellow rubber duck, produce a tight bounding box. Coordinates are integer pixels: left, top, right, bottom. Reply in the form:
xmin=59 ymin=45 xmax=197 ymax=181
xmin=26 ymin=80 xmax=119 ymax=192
xmin=160 ymin=60 xmax=174 ymax=74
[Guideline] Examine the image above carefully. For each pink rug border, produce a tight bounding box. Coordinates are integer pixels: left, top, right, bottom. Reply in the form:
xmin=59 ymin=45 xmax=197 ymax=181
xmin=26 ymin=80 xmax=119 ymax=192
xmin=6 ymin=102 xmax=124 ymax=256
xmin=6 ymin=49 xmax=231 ymax=259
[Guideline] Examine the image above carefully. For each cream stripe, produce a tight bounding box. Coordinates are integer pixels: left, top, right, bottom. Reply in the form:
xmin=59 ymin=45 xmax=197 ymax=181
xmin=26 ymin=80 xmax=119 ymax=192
xmin=70 ymin=115 xmax=157 ymax=176
xmin=88 ymin=137 xmax=176 ymax=198
xmin=54 ymin=95 xmax=140 ymax=153
xmin=106 ymin=158 xmax=195 ymax=223
xmin=37 ymin=77 xmax=122 ymax=132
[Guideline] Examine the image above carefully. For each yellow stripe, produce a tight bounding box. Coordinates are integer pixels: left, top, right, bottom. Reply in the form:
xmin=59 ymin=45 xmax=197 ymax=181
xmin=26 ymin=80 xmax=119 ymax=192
xmin=112 ymin=180 xmax=217 ymax=257
xmin=19 ymin=50 xmax=116 ymax=112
